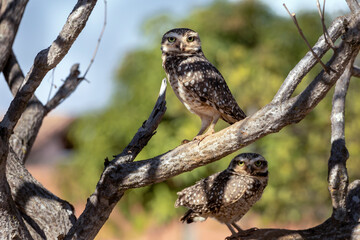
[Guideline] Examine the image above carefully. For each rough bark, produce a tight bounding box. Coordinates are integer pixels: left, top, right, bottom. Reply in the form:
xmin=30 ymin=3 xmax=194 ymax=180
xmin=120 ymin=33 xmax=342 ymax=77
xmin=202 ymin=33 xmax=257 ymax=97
xmin=0 ymin=0 xmax=28 ymax=73
xmin=0 ymin=0 xmax=97 ymax=239
xmin=65 ymin=79 xmax=167 ymax=240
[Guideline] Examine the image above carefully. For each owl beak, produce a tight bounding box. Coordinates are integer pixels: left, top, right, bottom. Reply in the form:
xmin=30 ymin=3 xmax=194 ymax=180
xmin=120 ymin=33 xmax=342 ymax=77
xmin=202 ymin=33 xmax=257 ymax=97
xmin=179 ymin=43 xmax=185 ymax=51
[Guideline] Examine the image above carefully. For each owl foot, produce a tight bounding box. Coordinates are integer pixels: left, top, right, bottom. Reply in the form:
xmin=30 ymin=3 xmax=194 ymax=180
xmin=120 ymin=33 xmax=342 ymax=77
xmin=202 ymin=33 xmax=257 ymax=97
xmin=193 ymin=129 xmax=215 ymax=143
xmin=225 ymin=227 xmax=259 ymax=240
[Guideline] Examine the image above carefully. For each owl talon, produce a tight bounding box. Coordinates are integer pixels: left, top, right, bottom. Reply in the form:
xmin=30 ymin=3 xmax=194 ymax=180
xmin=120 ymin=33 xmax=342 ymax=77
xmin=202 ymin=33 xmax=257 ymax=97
xmin=225 ymin=227 xmax=259 ymax=239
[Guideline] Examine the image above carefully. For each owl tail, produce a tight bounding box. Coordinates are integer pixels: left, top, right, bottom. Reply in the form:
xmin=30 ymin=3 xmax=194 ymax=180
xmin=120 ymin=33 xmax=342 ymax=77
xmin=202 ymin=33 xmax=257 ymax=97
xmin=180 ymin=210 xmax=207 ymax=224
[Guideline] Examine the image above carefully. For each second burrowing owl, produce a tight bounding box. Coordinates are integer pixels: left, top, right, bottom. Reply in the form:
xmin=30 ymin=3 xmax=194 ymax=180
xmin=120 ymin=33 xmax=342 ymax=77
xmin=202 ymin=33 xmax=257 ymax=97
xmin=175 ymin=153 xmax=268 ymax=237
xmin=161 ymin=28 xmax=246 ymax=141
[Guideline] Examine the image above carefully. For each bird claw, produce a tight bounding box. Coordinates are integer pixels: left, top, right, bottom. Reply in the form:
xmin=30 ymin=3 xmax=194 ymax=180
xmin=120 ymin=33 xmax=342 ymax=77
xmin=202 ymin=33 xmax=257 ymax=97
xmin=225 ymin=227 xmax=259 ymax=240
xmin=192 ymin=129 xmax=215 ymax=143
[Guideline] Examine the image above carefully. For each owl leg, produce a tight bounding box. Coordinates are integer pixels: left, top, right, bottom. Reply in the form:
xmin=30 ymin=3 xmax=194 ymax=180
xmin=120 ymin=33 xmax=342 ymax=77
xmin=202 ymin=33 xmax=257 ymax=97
xmin=193 ymin=114 xmax=220 ymax=142
xmin=225 ymin=223 xmax=237 ymax=235
xmin=231 ymin=222 xmax=243 ymax=232
xmin=228 ymin=222 xmax=258 ymax=238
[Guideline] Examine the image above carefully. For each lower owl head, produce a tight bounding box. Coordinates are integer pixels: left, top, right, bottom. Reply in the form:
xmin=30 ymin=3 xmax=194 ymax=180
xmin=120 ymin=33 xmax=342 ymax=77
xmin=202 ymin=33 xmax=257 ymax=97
xmin=161 ymin=28 xmax=201 ymax=55
xmin=228 ymin=153 xmax=268 ymax=177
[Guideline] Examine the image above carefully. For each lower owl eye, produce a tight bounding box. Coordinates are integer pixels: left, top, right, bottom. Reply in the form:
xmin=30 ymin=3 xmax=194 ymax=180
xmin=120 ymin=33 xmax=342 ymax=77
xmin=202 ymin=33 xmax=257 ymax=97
xmin=187 ymin=36 xmax=194 ymax=42
xmin=238 ymin=161 xmax=244 ymax=166
xmin=255 ymin=161 xmax=262 ymax=167
xmin=168 ymin=37 xmax=176 ymax=43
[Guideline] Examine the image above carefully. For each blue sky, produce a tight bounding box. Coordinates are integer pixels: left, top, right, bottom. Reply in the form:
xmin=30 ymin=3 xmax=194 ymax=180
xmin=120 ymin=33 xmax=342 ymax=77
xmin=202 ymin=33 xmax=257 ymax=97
xmin=0 ymin=0 xmax=349 ymax=116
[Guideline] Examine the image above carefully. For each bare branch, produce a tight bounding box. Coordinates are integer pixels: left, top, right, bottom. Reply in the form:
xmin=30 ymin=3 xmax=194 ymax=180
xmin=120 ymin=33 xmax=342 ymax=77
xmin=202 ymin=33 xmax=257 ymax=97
xmin=0 ymin=0 xmax=97 ymax=143
xmin=3 ymin=52 xmax=79 ymax=239
xmin=346 ymin=0 xmax=360 ymax=13
xmin=316 ymin=0 xmax=336 ymax=49
xmin=229 ymin=218 xmax=360 ymax=240
xmin=327 ymin=53 xmax=356 ymax=221
xmin=45 ymin=64 xmax=83 ymax=113
xmin=0 ymin=0 xmax=28 ymax=73
xmin=7 ymin=149 xmax=76 ymax=239
xmin=3 ymin=51 xmax=45 ymax=162
xmin=352 ymin=65 xmax=360 ymax=77
xmin=273 ymin=16 xmax=345 ymax=103
xmin=82 ymin=0 xmax=107 ymax=79
xmin=283 ymin=3 xmax=331 ymax=73
xmin=65 ymin=79 xmax=167 ymax=240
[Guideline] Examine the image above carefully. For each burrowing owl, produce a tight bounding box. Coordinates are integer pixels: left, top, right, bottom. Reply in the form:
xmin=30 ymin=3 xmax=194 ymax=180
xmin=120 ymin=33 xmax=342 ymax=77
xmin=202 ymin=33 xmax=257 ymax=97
xmin=175 ymin=153 xmax=268 ymax=238
xmin=161 ymin=28 xmax=246 ymax=141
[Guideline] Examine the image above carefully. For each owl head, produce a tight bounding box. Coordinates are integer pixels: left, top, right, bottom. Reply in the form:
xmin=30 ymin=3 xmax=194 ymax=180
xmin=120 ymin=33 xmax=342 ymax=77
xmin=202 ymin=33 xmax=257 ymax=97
xmin=161 ymin=28 xmax=202 ymax=55
xmin=228 ymin=153 xmax=268 ymax=177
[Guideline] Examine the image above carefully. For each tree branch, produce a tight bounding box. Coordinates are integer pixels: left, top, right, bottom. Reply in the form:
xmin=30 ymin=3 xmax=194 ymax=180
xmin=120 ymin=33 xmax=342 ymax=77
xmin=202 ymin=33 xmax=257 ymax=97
xmin=327 ymin=54 xmax=356 ymax=221
xmin=0 ymin=0 xmax=28 ymax=73
xmin=65 ymin=79 xmax=167 ymax=240
xmin=317 ymin=0 xmax=336 ymax=49
xmin=272 ymin=16 xmax=345 ymax=103
xmin=2 ymin=52 xmax=80 ymax=239
xmin=0 ymin=1 xmax=97 ymax=238
xmin=346 ymin=0 xmax=360 ymax=13
xmin=0 ymin=0 xmax=97 ymax=143
xmin=45 ymin=64 xmax=83 ymax=113
xmin=3 ymin=51 xmax=46 ymax=163
xmin=283 ymin=3 xmax=331 ymax=73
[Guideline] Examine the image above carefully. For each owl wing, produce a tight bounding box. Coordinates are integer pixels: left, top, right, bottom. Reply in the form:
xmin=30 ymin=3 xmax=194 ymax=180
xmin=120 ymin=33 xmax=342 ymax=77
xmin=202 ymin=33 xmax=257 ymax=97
xmin=175 ymin=171 xmax=252 ymax=213
xmin=175 ymin=172 xmax=223 ymax=213
xmin=178 ymin=59 xmax=246 ymax=123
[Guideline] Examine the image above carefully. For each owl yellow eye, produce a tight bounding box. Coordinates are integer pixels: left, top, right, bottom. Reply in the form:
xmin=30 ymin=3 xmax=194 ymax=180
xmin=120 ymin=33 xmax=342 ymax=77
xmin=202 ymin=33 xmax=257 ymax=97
xmin=187 ymin=36 xmax=195 ymax=42
xmin=255 ymin=161 xmax=262 ymax=167
xmin=238 ymin=161 xmax=244 ymax=166
xmin=168 ymin=37 xmax=176 ymax=43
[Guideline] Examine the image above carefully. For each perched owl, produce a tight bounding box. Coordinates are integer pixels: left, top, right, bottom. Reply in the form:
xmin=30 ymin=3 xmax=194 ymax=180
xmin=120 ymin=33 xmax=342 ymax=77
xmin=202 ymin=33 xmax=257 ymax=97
xmin=175 ymin=153 xmax=268 ymax=238
xmin=161 ymin=28 xmax=246 ymax=141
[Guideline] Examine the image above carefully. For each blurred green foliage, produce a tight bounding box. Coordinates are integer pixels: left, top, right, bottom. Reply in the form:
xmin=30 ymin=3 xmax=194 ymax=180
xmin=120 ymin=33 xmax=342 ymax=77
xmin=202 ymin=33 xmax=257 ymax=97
xmin=61 ymin=0 xmax=360 ymax=231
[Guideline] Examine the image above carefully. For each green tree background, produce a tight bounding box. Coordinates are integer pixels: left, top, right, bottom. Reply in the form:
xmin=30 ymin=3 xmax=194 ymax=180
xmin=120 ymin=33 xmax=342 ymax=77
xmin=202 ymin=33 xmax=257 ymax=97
xmin=60 ymin=0 xmax=360 ymax=233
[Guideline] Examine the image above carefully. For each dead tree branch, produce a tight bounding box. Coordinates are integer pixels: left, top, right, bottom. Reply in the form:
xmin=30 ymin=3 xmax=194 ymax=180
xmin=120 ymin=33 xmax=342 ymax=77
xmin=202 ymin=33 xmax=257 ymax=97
xmin=65 ymin=79 xmax=167 ymax=240
xmin=82 ymin=0 xmax=107 ymax=79
xmin=283 ymin=3 xmax=331 ymax=73
xmin=3 ymin=52 xmax=83 ymax=239
xmin=0 ymin=1 xmax=97 ymax=239
xmin=327 ymin=55 xmax=356 ymax=221
xmin=0 ymin=0 xmax=28 ymax=73
xmin=346 ymin=0 xmax=360 ymax=13
xmin=0 ymin=0 xmax=97 ymax=142
xmin=45 ymin=64 xmax=83 ymax=112
xmin=272 ymin=16 xmax=344 ymax=103
xmin=317 ymin=0 xmax=336 ymax=49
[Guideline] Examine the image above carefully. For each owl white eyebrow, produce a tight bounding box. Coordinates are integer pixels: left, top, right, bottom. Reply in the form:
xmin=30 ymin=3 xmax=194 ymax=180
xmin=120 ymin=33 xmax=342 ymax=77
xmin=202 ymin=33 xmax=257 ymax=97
xmin=164 ymin=32 xmax=181 ymax=39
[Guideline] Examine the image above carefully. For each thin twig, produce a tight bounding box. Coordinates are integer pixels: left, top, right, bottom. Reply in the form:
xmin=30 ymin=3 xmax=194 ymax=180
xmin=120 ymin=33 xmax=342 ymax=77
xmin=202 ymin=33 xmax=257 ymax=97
xmin=317 ymin=0 xmax=336 ymax=50
xmin=82 ymin=0 xmax=107 ymax=79
xmin=45 ymin=64 xmax=83 ymax=113
xmin=283 ymin=3 xmax=331 ymax=74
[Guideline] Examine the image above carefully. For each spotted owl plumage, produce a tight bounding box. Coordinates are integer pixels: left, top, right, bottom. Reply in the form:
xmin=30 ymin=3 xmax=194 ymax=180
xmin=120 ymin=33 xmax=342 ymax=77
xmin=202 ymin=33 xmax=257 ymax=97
xmin=161 ymin=28 xmax=246 ymax=140
xmin=175 ymin=153 xmax=268 ymax=237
